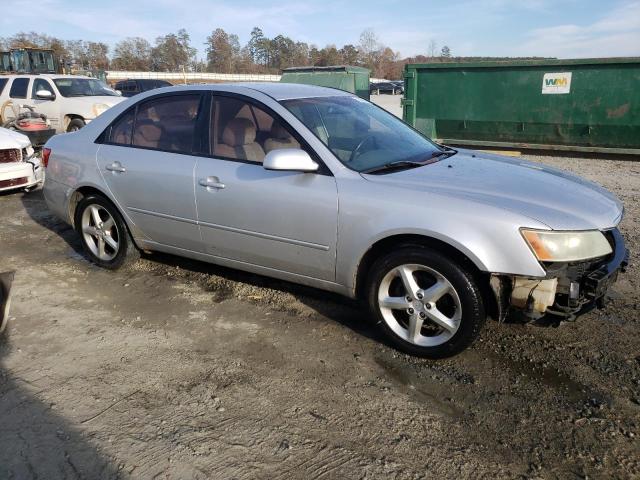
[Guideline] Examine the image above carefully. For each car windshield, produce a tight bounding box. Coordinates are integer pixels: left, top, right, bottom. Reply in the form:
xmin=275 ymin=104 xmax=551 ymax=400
xmin=281 ymin=96 xmax=442 ymax=172
xmin=53 ymin=78 xmax=118 ymax=97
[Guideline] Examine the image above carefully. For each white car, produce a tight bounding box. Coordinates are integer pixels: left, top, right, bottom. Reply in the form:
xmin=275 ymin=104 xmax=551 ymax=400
xmin=0 ymin=127 xmax=43 ymax=192
xmin=0 ymin=74 xmax=124 ymax=133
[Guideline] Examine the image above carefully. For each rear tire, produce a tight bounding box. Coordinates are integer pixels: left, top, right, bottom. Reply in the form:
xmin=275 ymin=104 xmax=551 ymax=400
xmin=366 ymin=245 xmax=485 ymax=358
xmin=74 ymin=194 xmax=139 ymax=270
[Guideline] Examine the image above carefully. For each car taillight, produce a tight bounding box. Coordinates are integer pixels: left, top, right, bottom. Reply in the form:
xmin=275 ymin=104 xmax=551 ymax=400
xmin=42 ymin=148 xmax=51 ymax=168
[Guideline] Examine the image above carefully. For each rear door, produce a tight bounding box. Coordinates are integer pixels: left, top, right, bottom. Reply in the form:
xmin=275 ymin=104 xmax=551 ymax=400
xmin=2 ymin=77 xmax=31 ymax=124
xmin=96 ymin=92 xmax=204 ymax=251
xmin=194 ymin=94 xmax=338 ymax=281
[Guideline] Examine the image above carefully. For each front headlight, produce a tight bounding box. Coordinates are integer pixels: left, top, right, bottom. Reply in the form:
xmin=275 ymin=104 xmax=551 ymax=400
xmin=92 ymin=103 xmax=110 ymax=117
xmin=521 ymin=229 xmax=612 ymax=262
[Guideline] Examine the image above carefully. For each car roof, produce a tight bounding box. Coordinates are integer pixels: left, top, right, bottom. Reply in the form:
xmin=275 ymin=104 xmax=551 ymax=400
xmin=158 ymin=82 xmax=353 ymax=101
xmin=0 ymin=74 xmax=92 ymax=80
xmin=117 ymin=79 xmax=171 ymax=83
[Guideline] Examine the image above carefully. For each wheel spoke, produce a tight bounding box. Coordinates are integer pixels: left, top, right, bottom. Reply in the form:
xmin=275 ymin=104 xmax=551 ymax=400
xmin=90 ymin=205 xmax=102 ymax=226
xmin=422 ymin=280 xmax=450 ymax=303
xmin=425 ymin=308 xmax=457 ymax=333
xmin=104 ymin=235 xmax=118 ymax=251
xmin=83 ymin=226 xmax=99 ymax=237
xmin=97 ymin=237 xmax=106 ymax=259
xmin=102 ymin=217 xmax=114 ymax=231
xmin=407 ymin=313 xmax=424 ymax=342
xmin=397 ymin=266 xmax=420 ymax=298
xmin=379 ymin=296 xmax=411 ymax=311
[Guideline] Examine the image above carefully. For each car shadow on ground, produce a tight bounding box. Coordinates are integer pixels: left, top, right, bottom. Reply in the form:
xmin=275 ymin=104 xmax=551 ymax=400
xmin=20 ymin=188 xmax=85 ymax=257
xmin=20 ymin=189 xmax=384 ymax=346
xmin=0 ymin=331 xmax=121 ymax=479
xmin=140 ymin=250 xmax=383 ymax=343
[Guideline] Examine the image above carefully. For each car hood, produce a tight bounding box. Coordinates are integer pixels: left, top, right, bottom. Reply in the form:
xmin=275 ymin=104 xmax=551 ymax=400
xmin=361 ymin=150 xmax=623 ymax=231
xmin=0 ymin=127 xmax=31 ymax=149
xmin=62 ymin=96 xmax=125 ymax=116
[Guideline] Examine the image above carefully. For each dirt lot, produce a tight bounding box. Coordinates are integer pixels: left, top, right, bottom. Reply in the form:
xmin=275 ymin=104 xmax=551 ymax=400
xmin=0 ymin=154 xmax=638 ymax=479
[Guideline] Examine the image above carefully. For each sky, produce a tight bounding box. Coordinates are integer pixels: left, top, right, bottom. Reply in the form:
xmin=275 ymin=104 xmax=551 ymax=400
xmin=2 ymin=0 xmax=639 ymax=59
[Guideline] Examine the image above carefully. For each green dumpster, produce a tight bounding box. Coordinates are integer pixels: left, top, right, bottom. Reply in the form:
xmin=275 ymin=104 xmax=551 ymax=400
xmin=281 ymin=66 xmax=370 ymax=100
xmin=402 ymin=58 xmax=640 ymax=155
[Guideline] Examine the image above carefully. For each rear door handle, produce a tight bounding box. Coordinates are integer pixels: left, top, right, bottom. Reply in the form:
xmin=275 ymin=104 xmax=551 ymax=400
xmin=198 ymin=177 xmax=225 ymax=190
xmin=105 ymin=162 xmax=126 ymax=173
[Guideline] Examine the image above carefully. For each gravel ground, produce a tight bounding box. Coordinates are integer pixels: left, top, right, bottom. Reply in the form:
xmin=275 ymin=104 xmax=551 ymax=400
xmin=370 ymin=93 xmax=403 ymax=118
xmin=0 ymin=153 xmax=638 ymax=479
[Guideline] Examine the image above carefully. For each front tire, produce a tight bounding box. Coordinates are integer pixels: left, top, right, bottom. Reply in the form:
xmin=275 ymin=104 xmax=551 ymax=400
xmin=366 ymin=246 xmax=485 ymax=358
xmin=74 ymin=194 xmax=138 ymax=270
xmin=66 ymin=118 xmax=85 ymax=132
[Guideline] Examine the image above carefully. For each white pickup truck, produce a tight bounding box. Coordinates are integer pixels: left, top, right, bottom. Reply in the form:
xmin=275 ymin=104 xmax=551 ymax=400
xmin=0 ymin=74 xmax=124 ymax=133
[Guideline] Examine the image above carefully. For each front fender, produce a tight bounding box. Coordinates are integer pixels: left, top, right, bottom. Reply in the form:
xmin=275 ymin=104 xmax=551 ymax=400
xmin=335 ymin=178 xmax=548 ymax=295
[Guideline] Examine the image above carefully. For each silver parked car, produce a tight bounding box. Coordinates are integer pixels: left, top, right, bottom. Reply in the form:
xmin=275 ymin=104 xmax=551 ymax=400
xmin=42 ymin=83 xmax=628 ymax=358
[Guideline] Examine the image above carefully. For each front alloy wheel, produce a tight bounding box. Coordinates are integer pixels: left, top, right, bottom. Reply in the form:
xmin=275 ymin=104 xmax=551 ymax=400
xmin=367 ymin=246 xmax=485 ymax=358
xmin=378 ymin=264 xmax=462 ymax=347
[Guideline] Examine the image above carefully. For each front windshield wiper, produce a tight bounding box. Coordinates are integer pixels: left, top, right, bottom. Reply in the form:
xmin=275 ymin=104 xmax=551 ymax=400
xmin=361 ymin=147 xmax=458 ymax=175
xmin=361 ymin=161 xmax=426 ymax=174
xmin=430 ymin=147 xmax=458 ymax=159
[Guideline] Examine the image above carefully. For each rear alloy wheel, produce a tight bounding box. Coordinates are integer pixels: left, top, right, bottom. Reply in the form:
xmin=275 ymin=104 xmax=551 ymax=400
xmin=367 ymin=247 xmax=485 ymax=358
xmin=75 ymin=195 xmax=138 ymax=269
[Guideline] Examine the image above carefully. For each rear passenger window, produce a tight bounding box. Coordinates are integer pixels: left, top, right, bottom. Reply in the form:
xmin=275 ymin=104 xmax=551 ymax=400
xmin=211 ymin=96 xmax=300 ymax=164
xmin=0 ymin=78 xmax=8 ymax=95
xmin=132 ymin=95 xmax=201 ymax=154
xmin=108 ymin=110 xmax=134 ymax=145
xmin=9 ymin=78 xmax=29 ymax=99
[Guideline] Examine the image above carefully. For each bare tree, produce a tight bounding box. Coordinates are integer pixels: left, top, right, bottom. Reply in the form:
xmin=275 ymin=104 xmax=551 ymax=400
xmin=86 ymin=42 xmax=109 ymax=70
xmin=151 ymin=29 xmax=196 ymax=72
xmin=111 ymin=37 xmax=152 ymax=71
xmin=340 ymin=44 xmax=359 ymax=65
xmin=205 ymin=28 xmax=234 ymax=73
xmin=427 ymin=39 xmax=438 ymax=58
xmin=358 ymin=29 xmax=381 ymax=71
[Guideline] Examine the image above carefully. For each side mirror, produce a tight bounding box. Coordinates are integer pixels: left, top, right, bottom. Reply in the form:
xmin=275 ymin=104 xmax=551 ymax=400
xmin=115 ymin=90 xmax=122 ymax=96
xmin=36 ymin=90 xmax=54 ymax=100
xmin=263 ymin=148 xmax=319 ymax=173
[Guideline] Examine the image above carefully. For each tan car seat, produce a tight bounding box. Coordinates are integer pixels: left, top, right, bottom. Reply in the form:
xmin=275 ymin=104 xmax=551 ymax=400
xmin=215 ymin=118 xmax=265 ymax=163
xmin=264 ymin=123 xmax=300 ymax=153
xmin=133 ymin=120 xmax=162 ymax=148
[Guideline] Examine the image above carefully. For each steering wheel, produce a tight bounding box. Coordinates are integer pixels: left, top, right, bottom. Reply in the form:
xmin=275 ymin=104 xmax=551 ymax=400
xmin=349 ymin=135 xmax=376 ymax=163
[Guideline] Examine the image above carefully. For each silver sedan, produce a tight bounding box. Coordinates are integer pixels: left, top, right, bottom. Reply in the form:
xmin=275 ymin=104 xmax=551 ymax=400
xmin=42 ymin=83 xmax=628 ymax=358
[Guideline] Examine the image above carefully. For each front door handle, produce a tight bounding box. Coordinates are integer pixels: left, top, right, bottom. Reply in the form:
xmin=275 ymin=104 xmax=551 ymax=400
xmin=198 ymin=177 xmax=225 ymax=190
xmin=105 ymin=162 xmax=126 ymax=173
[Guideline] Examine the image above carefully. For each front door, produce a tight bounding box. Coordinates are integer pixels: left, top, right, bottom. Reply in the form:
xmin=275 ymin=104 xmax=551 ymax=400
xmin=96 ymin=93 xmax=204 ymax=251
xmin=30 ymin=78 xmax=61 ymax=129
xmin=195 ymin=95 xmax=338 ymax=281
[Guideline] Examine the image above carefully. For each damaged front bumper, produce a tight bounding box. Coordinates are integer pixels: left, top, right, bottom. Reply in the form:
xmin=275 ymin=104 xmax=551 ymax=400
xmin=492 ymin=228 xmax=629 ymax=321
xmin=0 ymin=154 xmax=44 ymax=192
